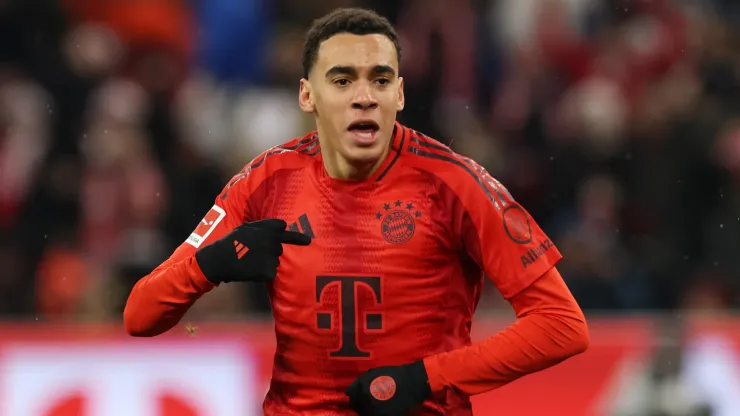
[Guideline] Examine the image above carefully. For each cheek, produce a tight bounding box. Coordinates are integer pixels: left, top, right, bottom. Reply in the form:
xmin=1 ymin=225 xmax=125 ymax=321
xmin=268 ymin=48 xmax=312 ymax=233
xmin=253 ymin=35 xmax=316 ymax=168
xmin=314 ymin=96 xmax=338 ymax=118
xmin=382 ymin=95 xmax=400 ymax=114
xmin=316 ymin=93 xmax=347 ymax=114
xmin=316 ymin=99 xmax=348 ymax=133
xmin=381 ymin=89 xmax=400 ymax=106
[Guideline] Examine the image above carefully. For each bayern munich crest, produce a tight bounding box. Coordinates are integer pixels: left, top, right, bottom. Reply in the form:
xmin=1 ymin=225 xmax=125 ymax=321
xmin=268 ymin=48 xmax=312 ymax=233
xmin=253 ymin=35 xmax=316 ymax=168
xmin=376 ymin=200 xmax=421 ymax=244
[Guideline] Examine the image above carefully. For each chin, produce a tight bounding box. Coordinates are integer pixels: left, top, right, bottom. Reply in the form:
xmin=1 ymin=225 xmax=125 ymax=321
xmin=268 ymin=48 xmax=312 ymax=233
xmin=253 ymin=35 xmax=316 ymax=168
xmin=343 ymin=145 xmax=385 ymax=165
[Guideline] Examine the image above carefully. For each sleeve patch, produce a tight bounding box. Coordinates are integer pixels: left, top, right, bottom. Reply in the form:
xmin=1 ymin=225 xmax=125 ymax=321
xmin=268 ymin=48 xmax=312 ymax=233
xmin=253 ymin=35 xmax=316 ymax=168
xmin=502 ymin=205 xmax=532 ymax=244
xmin=186 ymin=205 xmax=226 ymax=248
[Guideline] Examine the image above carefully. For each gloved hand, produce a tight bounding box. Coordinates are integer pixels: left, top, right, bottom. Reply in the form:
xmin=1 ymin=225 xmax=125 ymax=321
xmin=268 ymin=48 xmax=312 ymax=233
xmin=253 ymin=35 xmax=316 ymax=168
xmin=345 ymin=360 xmax=431 ymax=416
xmin=195 ymin=219 xmax=311 ymax=284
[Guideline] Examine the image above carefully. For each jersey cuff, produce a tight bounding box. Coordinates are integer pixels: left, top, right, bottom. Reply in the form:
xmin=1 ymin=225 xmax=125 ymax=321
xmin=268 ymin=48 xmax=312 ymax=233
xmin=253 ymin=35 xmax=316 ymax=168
xmin=187 ymin=254 xmax=218 ymax=290
xmin=422 ymin=355 xmax=446 ymax=394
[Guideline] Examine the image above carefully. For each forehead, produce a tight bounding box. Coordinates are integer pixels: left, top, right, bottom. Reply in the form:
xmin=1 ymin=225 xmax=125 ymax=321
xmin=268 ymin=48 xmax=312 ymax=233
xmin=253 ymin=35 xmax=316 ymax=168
xmin=315 ymin=33 xmax=398 ymax=73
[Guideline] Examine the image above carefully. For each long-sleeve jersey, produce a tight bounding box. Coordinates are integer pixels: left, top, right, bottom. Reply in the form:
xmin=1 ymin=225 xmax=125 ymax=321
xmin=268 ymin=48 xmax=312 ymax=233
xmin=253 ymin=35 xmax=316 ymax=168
xmin=124 ymin=122 xmax=589 ymax=415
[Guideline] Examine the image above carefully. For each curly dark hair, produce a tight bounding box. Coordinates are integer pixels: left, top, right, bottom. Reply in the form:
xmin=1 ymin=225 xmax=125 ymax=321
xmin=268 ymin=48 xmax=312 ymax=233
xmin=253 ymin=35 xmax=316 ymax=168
xmin=302 ymin=8 xmax=402 ymax=79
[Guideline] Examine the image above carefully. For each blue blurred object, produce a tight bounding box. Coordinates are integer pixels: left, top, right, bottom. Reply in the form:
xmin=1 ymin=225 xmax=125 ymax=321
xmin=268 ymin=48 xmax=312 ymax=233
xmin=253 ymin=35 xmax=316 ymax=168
xmin=192 ymin=0 xmax=272 ymax=84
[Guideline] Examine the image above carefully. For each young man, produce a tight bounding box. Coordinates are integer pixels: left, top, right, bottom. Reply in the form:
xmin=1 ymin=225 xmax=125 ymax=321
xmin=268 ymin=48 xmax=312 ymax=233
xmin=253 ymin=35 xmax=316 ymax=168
xmin=124 ymin=8 xmax=589 ymax=416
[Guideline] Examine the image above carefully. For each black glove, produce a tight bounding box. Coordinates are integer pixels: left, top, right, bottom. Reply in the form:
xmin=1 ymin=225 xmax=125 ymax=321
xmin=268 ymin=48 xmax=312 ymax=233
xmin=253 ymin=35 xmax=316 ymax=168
xmin=195 ymin=219 xmax=311 ymax=284
xmin=345 ymin=360 xmax=431 ymax=416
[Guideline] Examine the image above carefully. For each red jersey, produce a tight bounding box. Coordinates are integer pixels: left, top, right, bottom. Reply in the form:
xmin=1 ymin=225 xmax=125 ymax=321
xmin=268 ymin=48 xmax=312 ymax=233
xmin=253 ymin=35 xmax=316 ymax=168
xmin=124 ymin=122 xmax=565 ymax=415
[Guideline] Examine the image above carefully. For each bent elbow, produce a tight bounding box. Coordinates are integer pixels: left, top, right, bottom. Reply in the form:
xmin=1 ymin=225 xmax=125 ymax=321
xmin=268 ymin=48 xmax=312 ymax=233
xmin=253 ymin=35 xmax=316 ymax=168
xmin=124 ymin=316 xmax=165 ymax=337
xmin=568 ymin=317 xmax=590 ymax=356
xmin=123 ymin=306 xmax=151 ymax=337
xmin=123 ymin=299 xmax=167 ymax=337
xmin=544 ymin=310 xmax=590 ymax=361
xmin=124 ymin=324 xmax=152 ymax=338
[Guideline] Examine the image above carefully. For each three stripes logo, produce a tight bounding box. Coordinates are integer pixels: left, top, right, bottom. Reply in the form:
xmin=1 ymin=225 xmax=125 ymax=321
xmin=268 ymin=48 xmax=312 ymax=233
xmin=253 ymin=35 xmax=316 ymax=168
xmin=233 ymin=240 xmax=249 ymax=259
xmin=287 ymin=214 xmax=315 ymax=238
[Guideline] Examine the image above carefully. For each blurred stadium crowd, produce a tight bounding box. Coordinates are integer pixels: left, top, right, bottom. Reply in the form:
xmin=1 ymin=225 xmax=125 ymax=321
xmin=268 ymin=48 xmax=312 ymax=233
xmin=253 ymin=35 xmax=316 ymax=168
xmin=1 ymin=0 xmax=740 ymax=323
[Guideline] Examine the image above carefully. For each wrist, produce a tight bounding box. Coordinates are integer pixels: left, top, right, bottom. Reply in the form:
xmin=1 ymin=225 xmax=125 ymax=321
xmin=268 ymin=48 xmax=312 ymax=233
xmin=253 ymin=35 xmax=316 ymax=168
xmin=408 ymin=359 xmax=432 ymax=398
xmin=189 ymin=254 xmax=219 ymax=289
xmin=194 ymin=247 xmax=224 ymax=284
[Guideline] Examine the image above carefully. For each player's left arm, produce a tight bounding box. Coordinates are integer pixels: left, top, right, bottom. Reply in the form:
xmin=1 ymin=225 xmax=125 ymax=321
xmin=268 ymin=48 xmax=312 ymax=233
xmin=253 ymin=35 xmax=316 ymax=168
xmin=344 ymin=157 xmax=589 ymax=414
xmin=422 ymin=161 xmax=589 ymax=396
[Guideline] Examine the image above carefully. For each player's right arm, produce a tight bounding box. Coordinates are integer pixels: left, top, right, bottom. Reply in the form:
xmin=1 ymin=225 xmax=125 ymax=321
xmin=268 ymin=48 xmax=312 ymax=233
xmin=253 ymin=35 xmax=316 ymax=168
xmin=123 ymin=164 xmax=254 ymax=337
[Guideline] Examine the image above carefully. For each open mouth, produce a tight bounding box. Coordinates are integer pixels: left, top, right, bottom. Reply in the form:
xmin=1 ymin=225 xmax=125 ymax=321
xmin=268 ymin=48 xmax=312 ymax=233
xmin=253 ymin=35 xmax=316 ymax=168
xmin=348 ymin=120 xmax=380 ymax=134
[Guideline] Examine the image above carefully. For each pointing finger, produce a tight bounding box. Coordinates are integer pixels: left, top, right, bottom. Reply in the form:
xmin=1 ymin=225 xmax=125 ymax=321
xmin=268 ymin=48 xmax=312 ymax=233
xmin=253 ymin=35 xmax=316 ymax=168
xmin=280 ymin=230 xmax=312 ymax=246
xmin=249 ymin=219 xmax=288 ymax=231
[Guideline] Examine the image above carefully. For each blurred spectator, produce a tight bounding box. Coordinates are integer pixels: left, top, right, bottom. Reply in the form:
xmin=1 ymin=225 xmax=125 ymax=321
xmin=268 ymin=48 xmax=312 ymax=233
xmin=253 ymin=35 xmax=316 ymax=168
xmin=1 ymin=0 xmax=740 ymax=321
xmin=555 ymin=174 xmax=652 ymax=310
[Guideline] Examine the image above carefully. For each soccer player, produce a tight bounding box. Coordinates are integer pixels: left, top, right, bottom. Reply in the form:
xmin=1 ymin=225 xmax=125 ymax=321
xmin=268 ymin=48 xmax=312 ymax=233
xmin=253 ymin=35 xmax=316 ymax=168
xmin=123 ymin=8 xmax=589 ymax=416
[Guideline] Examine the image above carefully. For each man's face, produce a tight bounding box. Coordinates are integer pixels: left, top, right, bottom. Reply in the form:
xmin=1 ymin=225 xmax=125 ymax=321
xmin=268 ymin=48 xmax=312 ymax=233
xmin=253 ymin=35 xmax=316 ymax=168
xmin=299 ymin=33 xmax=404 ymax=166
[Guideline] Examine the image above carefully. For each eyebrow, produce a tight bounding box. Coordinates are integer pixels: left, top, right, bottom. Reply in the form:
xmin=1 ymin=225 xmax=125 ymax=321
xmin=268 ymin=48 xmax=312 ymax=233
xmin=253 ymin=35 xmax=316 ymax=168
xmin=324 ymin=65 xmax=396 ymax=78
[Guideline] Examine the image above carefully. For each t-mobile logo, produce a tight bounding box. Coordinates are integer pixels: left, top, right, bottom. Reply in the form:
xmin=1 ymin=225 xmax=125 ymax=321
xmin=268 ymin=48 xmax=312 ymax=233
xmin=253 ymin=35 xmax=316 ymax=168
xmin=315 ymin=275 xmax=382 ymax=358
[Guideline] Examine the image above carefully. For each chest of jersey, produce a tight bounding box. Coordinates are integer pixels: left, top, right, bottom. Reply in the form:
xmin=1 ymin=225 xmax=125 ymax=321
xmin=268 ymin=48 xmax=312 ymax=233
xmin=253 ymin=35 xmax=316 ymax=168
xmin=263 ymin=174 xmax=469 ymax=360
xmin=262 ymin=160 xmax=451 ymax=265
xmin=270 ymin=178 xmax=454 ymax=286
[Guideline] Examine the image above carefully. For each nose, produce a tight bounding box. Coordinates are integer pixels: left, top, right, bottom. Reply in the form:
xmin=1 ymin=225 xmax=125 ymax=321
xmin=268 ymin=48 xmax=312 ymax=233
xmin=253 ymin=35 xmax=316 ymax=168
xmin=351 ymin=83 xmax=378 ymax=111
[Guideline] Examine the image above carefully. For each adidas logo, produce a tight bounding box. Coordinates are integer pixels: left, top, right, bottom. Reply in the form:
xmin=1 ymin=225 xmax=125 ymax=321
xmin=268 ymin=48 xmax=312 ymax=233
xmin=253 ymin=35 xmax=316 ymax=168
xmin=287 ymin=214 xmax=315 ymax=238
xmin=233 ymin=240 xmax=249 ymax=259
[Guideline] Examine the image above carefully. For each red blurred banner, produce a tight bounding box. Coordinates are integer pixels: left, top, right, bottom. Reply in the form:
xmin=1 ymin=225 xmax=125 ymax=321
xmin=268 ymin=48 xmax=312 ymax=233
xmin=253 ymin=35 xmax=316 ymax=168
xmin=1 ymin=317 xmax=738 ymax=416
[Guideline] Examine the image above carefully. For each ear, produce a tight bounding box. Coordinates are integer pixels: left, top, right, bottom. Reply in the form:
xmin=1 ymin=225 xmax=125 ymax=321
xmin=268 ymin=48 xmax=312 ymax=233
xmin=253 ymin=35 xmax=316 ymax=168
xmin=397 ymin=77 xmax=405 ymax=112
xmin=298 ymin=78 xmax=315 ymax=113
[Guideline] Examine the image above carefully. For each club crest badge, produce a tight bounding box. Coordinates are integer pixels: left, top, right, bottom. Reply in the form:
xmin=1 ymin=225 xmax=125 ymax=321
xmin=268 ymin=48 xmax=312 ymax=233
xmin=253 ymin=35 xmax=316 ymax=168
xmin=376 ymin=200 xmax=421 ymax=244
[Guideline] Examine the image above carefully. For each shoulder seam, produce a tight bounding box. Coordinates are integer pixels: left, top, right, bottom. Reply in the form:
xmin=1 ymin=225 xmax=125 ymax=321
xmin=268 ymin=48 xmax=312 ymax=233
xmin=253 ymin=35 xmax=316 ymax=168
xmin=251 ymin=134 xmax=319 ymax=170
xmin=405 ymin=130 xmax=513 ymax=210
xmin=220 ymin=134 xmax=317 ymax=201
xmin=280 ymin=133 xmax=321 ymax=156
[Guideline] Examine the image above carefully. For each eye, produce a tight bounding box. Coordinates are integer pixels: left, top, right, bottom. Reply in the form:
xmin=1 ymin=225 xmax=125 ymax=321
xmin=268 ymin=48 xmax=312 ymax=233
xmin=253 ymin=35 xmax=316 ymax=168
xmin=375 ymin=78 xmax=390 ymax=85
xmin=334 ymin=79 xmax=350 ymax=87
